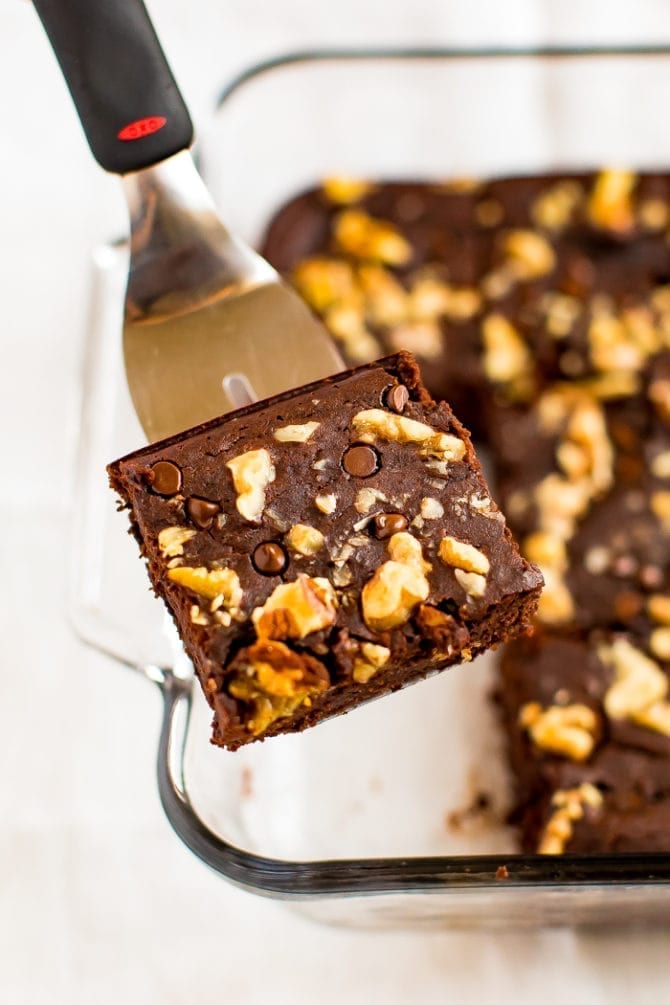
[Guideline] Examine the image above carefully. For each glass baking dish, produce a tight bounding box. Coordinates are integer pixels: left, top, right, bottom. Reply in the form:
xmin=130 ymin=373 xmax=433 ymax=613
xmin=71 ymin=48 xmax=670 ymax=928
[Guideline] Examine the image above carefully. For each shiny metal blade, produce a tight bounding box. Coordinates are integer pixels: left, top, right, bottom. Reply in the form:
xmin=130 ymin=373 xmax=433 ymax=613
xmin=123 ymin=281 xmax=343 ymax=443
xmin=121 ymin=151 xmax=343 ymax=443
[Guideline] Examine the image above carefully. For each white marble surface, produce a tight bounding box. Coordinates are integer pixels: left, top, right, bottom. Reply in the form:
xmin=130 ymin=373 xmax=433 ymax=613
xmin=2 ymin=1 xmax=670 ymax=1001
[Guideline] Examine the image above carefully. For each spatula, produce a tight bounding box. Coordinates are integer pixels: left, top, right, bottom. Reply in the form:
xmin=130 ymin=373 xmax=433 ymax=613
xmin=33 ymin=0 xmax=343 ymax=443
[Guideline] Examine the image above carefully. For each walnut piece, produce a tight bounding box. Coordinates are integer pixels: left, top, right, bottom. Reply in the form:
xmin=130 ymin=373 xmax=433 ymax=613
xmin=321 ymin=176 xmax=373 ymax=204
xmin=361 ymin=532 xmax=431 ymax=631
xmin=538 ymin=783 xmax=603 ymax=855
xmin=438 ymin=536 xmax=490 ymax=575
xmin=158 ymin=526 xmax=197 ymax=558
xmin=355 ymin=487 xmax=388 ymax=514
xmin=650 ymin=627 xmax=670 ymax=661
xmin=648 ymin=594 xmax=670 ymax=626
xmin=314 ymin=492 xmax=337 ymax=515
xmin=228 ymin=639 xmax=329 ymax=736
xmin=454 ymin=570 xmax=487 ymax=599
xmin=252 ymin=575 xmax=337 ymax=640
xmin=168 ymin=565 xmax=243 ymax=609
xmin=420 ymin=497 xmax=444 ymax=520
xmin=286 ymin=523 xmax=325 ymax=556
xmin=651 ymin=491 xmax=670 ymax=527
xmin=587 ymin=168 xmax=636 ymax=232
xmin=273 ymin=421 xmax=320 ymax=443
xmin=351 ymin=408 xmax=465 ymax=462
xmin=503 ymin=229 xmax=556 ymax=279
xmin=334 ymin=209 xmax=412 ymax=265
xmin=531 ymin=180 xmax=582 ymax=230
xmin=293 ymin=257 xmax=356 ymax=312
xmin=600 ymin=638 xmax=670 ymax=739
xmin=388 ymin=320 xmax=442 ymax=360
xmin=352 ymin=642 xmax=391 ymax=684
xmin=481 ymin=313 xmax=532 ymax=384
xmin=226 ymin=448 xmax=275 ymax=523
xmin=519 ymin=702 xmax=598 ymax=762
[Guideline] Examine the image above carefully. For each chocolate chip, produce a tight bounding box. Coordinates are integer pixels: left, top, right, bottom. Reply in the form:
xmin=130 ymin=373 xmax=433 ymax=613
xmin=187 ymin=496 xmax=220 ymax=529
xmin=149 ymin=460 xmax=182 ymax=496
xmin=252 ymin=542 xmax=288 ymax=576
xmin=372 ymin=512 xmax=408 ymax=538
xmin=613 ymin=590 xmax=644 ymax=622
xmin=385 ymin=384 xmax=409 ymax=413
xmin=342 ymin=444 xmax=380 ymax=478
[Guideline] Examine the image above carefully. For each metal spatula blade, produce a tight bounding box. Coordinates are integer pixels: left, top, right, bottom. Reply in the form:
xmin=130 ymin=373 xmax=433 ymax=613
xmin=33 ymin=0 xmax=343 ymax=444
xmin=122 ymin=151 xmax=343 ymax=442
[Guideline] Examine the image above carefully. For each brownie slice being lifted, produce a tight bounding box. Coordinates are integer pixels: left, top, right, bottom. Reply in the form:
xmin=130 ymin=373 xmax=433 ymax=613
xmin=109 ymin=352 xmax=542 ymax=749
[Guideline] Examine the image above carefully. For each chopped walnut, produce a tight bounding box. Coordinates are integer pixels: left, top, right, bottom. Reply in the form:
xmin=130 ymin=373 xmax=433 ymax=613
xmin=361 ymin=532 xmax=431 ymax=631
xmin=273 ymin=421 xmax=320 ymax=443
xmin=651 ymin=490 xmax=670 ymax=527
xmin=536 ymin=568 xmax=575 ymax=626
xmin=168 ymin=565 xmax=243 ymax=610
xmin=600 ymin=638 xmax=670 ymax=739
xmin=354 ymin=487 xmax=387 ymax=514
xmin=321 ymin=176 xmax=373 ymax=204
xmin=650 ymin=627 xmax=670 ymax=661
xmin=454 ymin=570 xmax=487 ymax=599
xmin=420 ymin=497 xmax=444 ymax=520
xmin=639 ymin=198 xmax=669 ymax=229
xmin=286 ymin=523 xmax=325 ymax=556
xmin=503 ymin=229 xmax=556 ymax=279
xmin=541 ymin=292 xmax=582 ymax=339
xmin=519 ymin=702 xmax=598 ymax=762
xmin=352 ymin=642 xmax=391 ymax=684
xmin=252 ymin=575 xmax=337 ymax=640
xmin=522 ymin=531 xmax=567 ymax=570
xmin=588 ymin=168 xmax=636 ymax=232
xmin=357 ymin=264 xmax=409 ymax=326
xmin=648 ymin=377 xmax=670 ymax=422
xmin=648 ymin=594 xmax=670 ymax=626
xmin=228 ymin=639 xmax=329 ymax=735
xmin=324 ymin=300 xmax=380 ymax=362
xmin=157 ymin=526 xmax=197 ymax=558
xmin=226 ymin=448 xmax=275 ymax=523
xmin=351 ymin=409 xmax=465 ymax=462
xmin=538 ymin=784 xmax=603 ymax=855
xmin=190 ymin=604 xmax=209 ymax=626
xmin=438 ymin=536 xmax=489 ymax=575
xmin=531 ymin=180 xmax=582 ymax=230
xmin=314 ymin=492 xmax=337 ymax=515
xmin=409 ymin=276 xmax=481 ymax=322
xmin=334 ymin=209 xmax=412 ymax=265
xmin=293 ymin=256 xmax=356 ymax=312
xmin=481 ymin=313 xmax=532 ymax=384
xmin=388 ymin=320 xmax=443 ymax=360
xmin=651 ymin=450 xmax=670 ymax=479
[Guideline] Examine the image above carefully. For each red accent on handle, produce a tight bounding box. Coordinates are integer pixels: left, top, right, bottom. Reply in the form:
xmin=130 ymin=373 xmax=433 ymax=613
xmin=117 ymin=115 xmax=167 ymax=141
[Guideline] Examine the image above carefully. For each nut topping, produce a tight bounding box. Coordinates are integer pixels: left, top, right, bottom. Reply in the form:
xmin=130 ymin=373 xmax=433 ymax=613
xmin=352 ymin=643 xmax=391 ymax=684
xmin=252 ymin=575 xmax=337 ymax=640
xmin=351 ymin=409 xmax=465 ymax=462
xmin=273 ymin=422 xmax=320 ymax=443
xmin=168 ymin=566 xmax=243 ymax=610
xmin=537 ymin=784 xmax=603 ymax=855
xmin=361 ymin=532 xmax=431 ymax=631
xmin=438 ymin=536 xmax=490 ymax=575
xmin=286 ymin=524 xmax=326 ymax=556
xmin=157 ymin=526 xmax=197 ymax=558
xmin=226 ymin=448 xmax=275 ymax=523
xmin=519 ymin=702 xmax=598 ymax=762
xmin=600 ymin=638 xmax=670 ymax=739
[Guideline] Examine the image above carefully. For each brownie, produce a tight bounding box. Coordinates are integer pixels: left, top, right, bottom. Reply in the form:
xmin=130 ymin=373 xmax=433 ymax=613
xmin=499 ymin=632 xmax=670 ymax=853
xmin=109 ymin=352 xmax=542 ymax=749
xmin=260 ymin=169 xmax=670 ymax=852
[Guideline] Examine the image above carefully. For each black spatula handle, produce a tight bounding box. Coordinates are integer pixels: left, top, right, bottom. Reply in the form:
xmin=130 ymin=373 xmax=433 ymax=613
xmin=33 ymin=0 xmax=194 ymax=174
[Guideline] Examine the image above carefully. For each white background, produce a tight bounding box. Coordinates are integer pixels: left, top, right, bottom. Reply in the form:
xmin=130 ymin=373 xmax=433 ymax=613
xmin=2 ymin=1 xmax=670 ymax=1002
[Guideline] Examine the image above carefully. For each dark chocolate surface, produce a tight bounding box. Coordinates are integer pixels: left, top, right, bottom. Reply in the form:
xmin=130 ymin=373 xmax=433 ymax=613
xmin=109 ymin=352 xmax=541 ymax=749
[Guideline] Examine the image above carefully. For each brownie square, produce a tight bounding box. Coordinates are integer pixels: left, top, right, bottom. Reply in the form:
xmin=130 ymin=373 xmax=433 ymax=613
xmin=499 ymin=631 xmax=670 ymax=853
xmin=109 ymin=352 xmax=541 ymax=749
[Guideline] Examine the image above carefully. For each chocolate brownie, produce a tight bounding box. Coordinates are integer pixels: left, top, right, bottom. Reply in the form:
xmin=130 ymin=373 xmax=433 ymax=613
xmin=260 ymin=170 xmax=670 ymax=852
xmin=109 ymin=352 xmax=541 ymax=749
xmin=499 ymin=632 xmax=670 ymax=853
